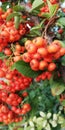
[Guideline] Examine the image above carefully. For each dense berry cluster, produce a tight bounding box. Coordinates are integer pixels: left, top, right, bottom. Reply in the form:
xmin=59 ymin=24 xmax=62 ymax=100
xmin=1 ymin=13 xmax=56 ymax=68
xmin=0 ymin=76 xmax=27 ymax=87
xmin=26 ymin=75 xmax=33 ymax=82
xmin=0 ymin=60 xmax=32 ymax=92
xmin=0 ymin=103 xmax=31 ymax=124
xmin=0 ymin=8 xmax=33 ymax=52
xmin=22 ymin=37 xmax=65 ymax=72
xmin=0 ymin=60 xmax=32 ymax=124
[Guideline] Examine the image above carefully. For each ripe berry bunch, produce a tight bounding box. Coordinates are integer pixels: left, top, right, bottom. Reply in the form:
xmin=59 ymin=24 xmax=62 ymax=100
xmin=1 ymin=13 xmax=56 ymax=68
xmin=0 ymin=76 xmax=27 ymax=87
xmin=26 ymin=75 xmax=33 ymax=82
xmin=35 ymin=71 xmax=52 ymax=82
xmin=0 ymin=89 xmax=31 ymax=123
xmin=3 ymin=42 xmax=25 ymax=63
xmin=0 ymin=8 xmax=33 ymax=52
xmin=0 ymin=103 xmax=31 ymax=124
xmin=13 ymin=42 xmax=25 ymax=62
xmin=0 ymin=73 xmax=32 ymax=92
xmin=40 ymin=5 xmax=49 ymax=14
xmin=22 ymin=37 xmax=65 ymax=72
xmin=0 ymin=104 xmax=22 ymax=124
xmin=0 ymin=60 xmax=32 ymax=92
xmin=0 ymin=60 xmax=32 ymax=124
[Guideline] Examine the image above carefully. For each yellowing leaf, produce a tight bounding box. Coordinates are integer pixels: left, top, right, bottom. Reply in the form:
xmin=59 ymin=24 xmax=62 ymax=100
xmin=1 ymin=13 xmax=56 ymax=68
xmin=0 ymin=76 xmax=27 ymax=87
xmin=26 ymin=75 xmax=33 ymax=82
xmin=51 ymin=83 xmax=65 ymax=96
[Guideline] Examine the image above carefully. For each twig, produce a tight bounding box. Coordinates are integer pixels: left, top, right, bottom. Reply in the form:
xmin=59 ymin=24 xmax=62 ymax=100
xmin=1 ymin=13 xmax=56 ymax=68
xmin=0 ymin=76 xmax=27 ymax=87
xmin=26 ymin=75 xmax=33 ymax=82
xmin=42 ymin=4 xmax=59 ymax=44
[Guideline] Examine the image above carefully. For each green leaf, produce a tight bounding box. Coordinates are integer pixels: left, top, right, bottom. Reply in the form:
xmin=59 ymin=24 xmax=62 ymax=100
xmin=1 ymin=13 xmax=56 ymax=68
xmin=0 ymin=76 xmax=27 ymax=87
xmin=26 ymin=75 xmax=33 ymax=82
xmin=29 ymin=91 xmax=36 ymax=99
xmin=51 ymin=82 xmax=65 ymax=96
xmin=11 ymin=60 xmax=42 ymax=78
xmin=47 ymin=0 xmax=58 ymax=17
xmin=13 ymin=5 xmax=25 ymax=12
xmin=6 ymin=12 xmax=20 ymax=21
xmin=42 ymin=13 xmax=50 ymax=18
xmin=50 ymin=4 xmax=58 ymax=16
xmin=30 ymin=0 xmax=44 ymax=12
xmin=57 ymin=17 xmax=65 ymax=26
xmin=18 ymin=128 xmax=24 ymax=130
xmin=0 ymin=52 xmax=6 ymax=59
xmin=14 ymin=16 xmax=20 ymax=29
xmin=28 ymin=20 xmax=44 ymax=37
xmin=31 ymin=20 xmax=44 ymax=31
xmin=0 ymin=52 xmax=5 ymax=57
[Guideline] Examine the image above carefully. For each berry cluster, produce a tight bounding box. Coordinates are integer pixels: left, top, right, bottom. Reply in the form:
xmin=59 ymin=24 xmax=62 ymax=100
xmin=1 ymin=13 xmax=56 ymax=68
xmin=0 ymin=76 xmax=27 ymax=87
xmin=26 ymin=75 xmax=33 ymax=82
xmin=0 ymin=60 xmax=32 ymax=124
xmin=35 ymin=71 xmax=52 ymax=82
xmin=0 ymin=8 xmax=33 ymax=52
xmin=22 ymin=37 xmax=65 ymax=72
xmin=0 ymin=60 xmax=32 ymax=92
xmin=0 ymin=103 xmax=31 ymax=124
xmin=3 ymin=42 xmax=25 ymax=63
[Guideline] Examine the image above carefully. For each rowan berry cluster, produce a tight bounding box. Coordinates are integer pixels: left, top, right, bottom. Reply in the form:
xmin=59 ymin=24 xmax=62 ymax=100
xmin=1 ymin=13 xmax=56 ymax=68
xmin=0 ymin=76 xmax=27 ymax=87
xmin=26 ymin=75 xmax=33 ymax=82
xmin=0 ymin=60 xmax=32 ymax=124
xmin=22 ymin=37 xmax=65 ymax=72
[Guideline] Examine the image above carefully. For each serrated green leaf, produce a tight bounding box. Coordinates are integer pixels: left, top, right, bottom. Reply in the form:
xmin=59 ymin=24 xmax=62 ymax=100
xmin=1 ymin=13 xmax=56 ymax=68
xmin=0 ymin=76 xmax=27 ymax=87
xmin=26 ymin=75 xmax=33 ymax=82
xmin=13 ymin=5 xmax=25 ymax=12
xmin=6 ymin=12 xmax=20 ymax=21
xmin=57 ymin=17 xmax=65 ymax=26
xmin=11 ymin=60 xmax=42 ymax=78
xmin=30 ymin=0 xmax=44 ymax=12
xmin=14 ymin=16 xmax=20 ymax=29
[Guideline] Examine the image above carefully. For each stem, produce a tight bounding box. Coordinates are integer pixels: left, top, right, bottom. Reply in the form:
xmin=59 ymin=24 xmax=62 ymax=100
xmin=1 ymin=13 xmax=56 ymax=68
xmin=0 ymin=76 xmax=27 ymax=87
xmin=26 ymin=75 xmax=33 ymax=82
xmin=42 ymin=15 xmax=59 ymax=44
xmin=42 ymin=3 xmax=59 ymax=44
